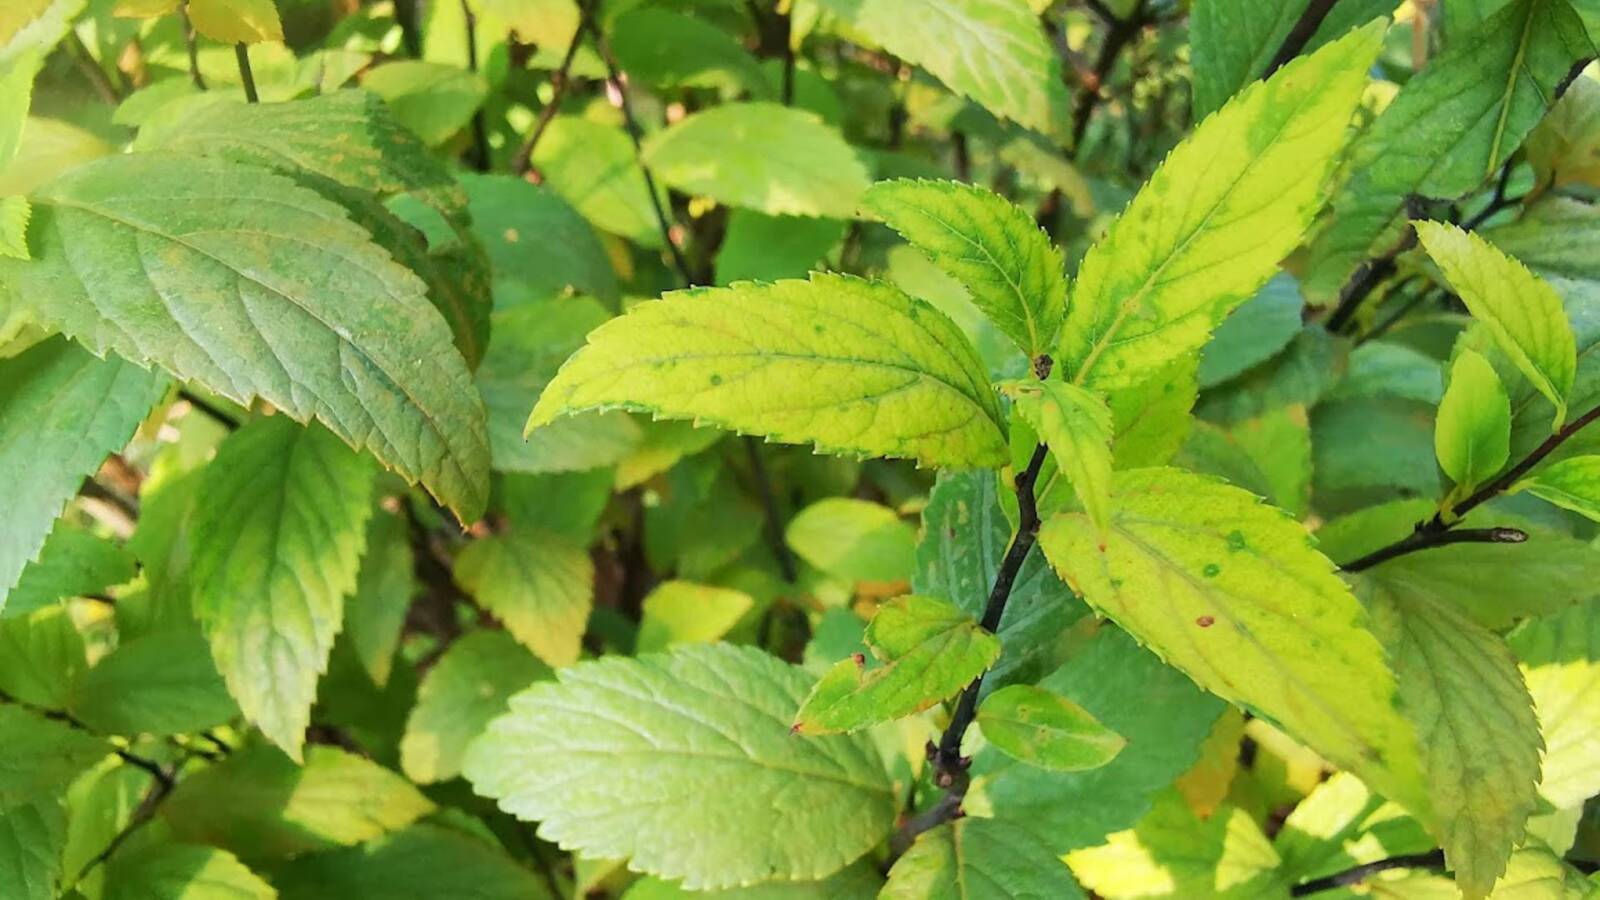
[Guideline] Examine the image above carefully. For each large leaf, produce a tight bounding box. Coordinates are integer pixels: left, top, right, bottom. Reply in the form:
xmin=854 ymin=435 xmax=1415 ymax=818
xmin=400 ymin=630 xmax=549 ymax=784
xmin=462 ymin=643 xmax=895 ymax=889
xmin=68 ymin=628 xmax=236 ymax=736
xmin=0 ymin=154 xmax=491 ymax=520
xmin=270 ymin=824 xmax=555 ymax=900
xmin=864 ymin=178 xmax=1066 ymax=358
xmin=1056 ymin=23 xmax=1380 ymax=390
xmin=0 ymin=338 xmax=166 ymax=610
xmin=189 ymin=417 xmax=374 ymax=760
xmin=452 ymin=527 xmax=593 ymax=668
xmin=1303 ymin=0 xmax=1595 ymax=297
xmin=528 ymin=274 xmax=1007 ymax=469
xmin=882 ymin=818 xmax=1085 ymax=900
xmin=1037 ymin=467 xmax=1432 ymax=822
xmin=1510 ymin=598 xmax=1600 ymax=809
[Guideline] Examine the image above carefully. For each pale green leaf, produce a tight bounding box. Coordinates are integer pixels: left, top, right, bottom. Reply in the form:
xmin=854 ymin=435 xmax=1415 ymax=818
xmin=344 ymin=504 xmax=415 ymax=688
xmin=0 ymin=606 xmax=84 ymax=710
xmin=1037 ymin=467 xmax=1432 ymax=823
xmin=1484 ymin=846 xmax=1593 ymax=898
xmin=1510 ymin=597 xmax=1600 ymax=809
xmin=68 ymin=628 xmax=237 ymax=737
xmin=794 ymin=594 xmax=1000 ymax=734
xmin=715 ymin=210 xmax=844 ymax=284
xmin=1415 ymin=221 xmax=1577 ymax=427
xmin=636 ymin=581 xmax=755 ymax=653
xmin=1177 ymin=407 xmax=1313 ymax=517
xmin=0 ymin=705 xmax=108 ymax=808
xmin=1517 ymin=455 xmax=1600 ymax=521
xmin=0 ymin=796 xmax=64 ymax=900
xmin=0 ymin=338 xmax=166 ymax=612
xmin=190 ymin=417 xmax=374 ymax=760
xmin=976 ymin=684 xmax=1125 ymax=772
xmin=452 ymin=527 xmax=593 ymax=668
xmin=883 ymin=818 xmax=1085 ymax=900
xmin=1436 ymin=349 xmax=1511 ymax=497
xmin=641 ymin=103 xmax=869 ymax=218
xmin=864 ymin=178 xmax=1067 ymax=357
xmin=530 ymin=116 xmax=666 ymax=247
xmin=786 ymin=498 xmax=916 ymax=583
xmin=362 ymin=61 xmax=486 ymax=146
xmin=103 ymin=842 xmax=274 ymax=900
xmin=1057 ymin=23 xmax=1380 ymax=389
xmin=463 ymin=643 xmax=895 ymax=889
xmin=0 ymin=50 xmax=37 ymax=171
xmin=1002 ymin=379 xmax=1113 ymax=532
xmin=528 ymin=273 xmax=1007 ymax=469
xmin=1108 ymin=356 xmax=1198 ymax=469
xmin=401 ymin=630 xmax=549 ymax=784
xmin=0 ymin=154 xmax=491 ymax=520
xmin=271 ymin=824 xmax=555 ymax=900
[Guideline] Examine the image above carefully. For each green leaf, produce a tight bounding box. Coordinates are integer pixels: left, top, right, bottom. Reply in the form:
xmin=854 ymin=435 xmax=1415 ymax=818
xmin=0 ymin=796 xmax=64 ymax=900
xmin=530 ymin=116 xmax=667 ymax=248
xmin=1363 ymin=579 xmax=1542 ymax=898
xmin=1056 ymin=23 xmax=1380 ymax=390
xmin=785 ymin=498 xmax=916 ymax=583
xmin=461 ymin=172 xmax=618 ymax=304
xmin=610 ymin=8 xmax=769 ymax=96
xmin=1516 ymin=455 xmax=1600 ymax=520
xmin=1176 ymin=407 xmax=1313 ymax=517
xmin=976 ymin=684 xmax=1126 ymax=772
xmin=103 ymin=842 xmax=274 ymax=900
xmin=68 ymin=628 xmax=236 ymax=736
xmin=1415 ymin=221 xmax=1577 ymax=428
xmin=1436 ymin=349 xmax=1512 ymax=498
xmin=0 ymin=338 xmax=166 ymax=612
xmin=344 ymin=504 xmax=415 ymax=688
xmin=623 ymin=864 xmax=882 ymax=900
xmin=636 ymin=581 xmax=755 ymax=653
xmin=528 ymin=273 xmax=1007 ymax=469
xmin=882 ymin=818 xmax=1085 ymax=900
xmin=810 ymin=0 xmax=1066 ymax=134
xmin=794 ymin=594 xmax=1001 ymax=734
xmin=1196 ymin=274 xmax=1304 ymax=389
xmin=1303 ymin=0 xmax=1594 ymax=297
xmin=0 ymin=606 xmax=85 ymax=710
xmin=641 ymin=103 xmax=869 ymax=218
xmin=0 ymin=704 xmax=108 ymax=808
xmin=0 ymin=194 xmax=27 ymax=260
xmin=715 ymin=210 xmax=845 ymax=284
xmin=270 ymin=824 xmax=556 ymax=900
xmin=1196 ymin=326 xmax=1346 ymax=426
xmin=463 ymin=643 xmax=895 ymax=889
xmin=1526 ymin=78 xmax=1600 ymax=196
xmin=1037 ymin=467 xmax=1432 ymax=824
xmin=401 ymin=630 xmax=550 ymax=784
xmin=1 ymin=155 xmax=491 ymax=521
xmin=186 ymin=0 xmax=283 ymax=43
xmin=863 ymin=178 xmax=1067 ymax=358
xmin=1108 ymin=356 xmax=1198 ymax=469
xmin=452 ymin=527 xmax=593 ymax=668
xmin=1188 ymin=0 xmax=1305 ymax=118
xmin=361 ymin=61 xmax=487 ymax=147
xmin=0 ymin=50 xmax=38 ymax=172
xmin=1001 ymin=379 xmax=1114 ymax=533
xmin=4 ymin=522 xmax=135 ymax=619
xmin=161 ymin=744 xmax=433 ymax=863
xmin=1510 ymin=597 xmax=1600 ymax=808
xmin=190 ymin=417 xmax=374 ymax=760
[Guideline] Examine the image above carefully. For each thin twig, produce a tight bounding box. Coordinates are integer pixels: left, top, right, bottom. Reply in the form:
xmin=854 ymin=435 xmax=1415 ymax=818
xmin=67 ymin=32 xmax=121 ymax=105
xmin=1291 ymin=850 xmax=1447 ymax=896
xmin=512 ymin=20 xmax=591 ymax=174
xmin=178 ymin=388 xmax=241 ymax=430
xmin=234 ymin=44 xmax=259 ymax=102
xmin=180 ymin=2 xmax=206 ymax=90
xmin=1263 ymin=0 xmax=1341 ymax=76
xmin=1339 ymin=527 xmax=1525 ymax=572
xmin=459 ymin=0 xmax=491 ymax=171
xmin=1069 ymin=1 xmax=1145 ymax=155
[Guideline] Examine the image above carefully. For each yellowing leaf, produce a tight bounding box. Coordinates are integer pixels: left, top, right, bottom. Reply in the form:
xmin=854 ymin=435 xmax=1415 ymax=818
xmin=1511 ymin=598 xmax=1600 ymax=809
xmin=785 ymin=497 xmax=916 ymax=583
xmin=187 ymin=0 xmax=284 ymax=44
xmin=401 ymin=631 xmax=549 ymax=784
xmin=1057 ymin=22 xmax=1380 ymax=390
xmin=1517 ymin=455 xmax=1600 ymax=521
xmin=793 ymin=594 xmax=1000 ymax=735
xmin=452 ymin=527 xmax=593 ymax=668
xmin=1037 ymin=467 xmax=1432 ymax=824
xmin=528 ymin=274 xmax=1006 ymax=469
xmin=1436 ymin=349 xmax=1511 ymax=498
xmin=1001 ymin=378 xmax=1114 ymax=532
xmin=976 ymin=684 xmax=1125 ymax=772
xmin=1416 ymin=221 xmax=1577 ymax=428
xmin=636 ymin=581 xmax=754 ymax=653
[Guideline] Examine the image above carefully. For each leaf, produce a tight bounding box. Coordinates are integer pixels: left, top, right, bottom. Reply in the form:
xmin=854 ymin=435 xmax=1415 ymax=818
xmin=1107 ymin=356 xmax=1198 ymax=469
xmin=530 ymin=116 xmax=666 ymax=248
xmin=641 ymin=103 xmax=869 ymax=218
xmin=0 ymin=796 xmax=64 ymax=900
xmin=1363 ymin=579 xmax=1543 ymax=898
xmin=464 ymin=646 xmax=895 ymax=890
xmin=4 ymin=522 xmax=135 ymax=619
xmin=461 ymin=172 xmax=617 ymax=303
xmin=344 ymin=504 xmax=415 ymax=687
xmin=976 ymin=684 xmax=1126 ymax=772
xmin=0 ymin=0 xmax=86 ymax=66
xmin=1303 ymin=0 xmax=1595 ymax=297
xmin=1526 ymin=77 xmax=1600 ymax=196
xmin=1196 ymin=274 xmax=1304 ymax=389
xmin=610 ymin=8 xmax=769 ymax=96
xmin=1415 ymin=222 xmax=1577 ymax=427
xmin=623 ymin=864 xmax=882 ymax=900
xmin=186 ymin=0 xmax=283 ymax=44
xmin=1196 ymin=326 xmax=1346 ymax=426
xmin=1001 ymin=379 xmax=1114 ymax=533
xmin=1516 ymin=455 xmax=1600 ymax=521
xmin=0 ymin=704 xmax=108 ymax=808
xmin=528 ymin=273 xmax=1007 ymax=469
xmin=811 ymin=0 xmax=1066 ymax=134
xmin=1056 ymin=23 xmax=1380 ymax=390
xmin=1 ymin=154 xmax=491 ymax=520
xmin=270 ymin=824 xmax=556 ymax=900
xmin=785 ymin=498 xmax=916 ymax=583
xmin=103 ymin=842 xmax=275 ymax=900
xmin=863 ymin=178 xmax=1067 ymax=358
xmin=0 ymin=195 xmax=27 ymax=260
xmin=882 ymin=818 xmax=1085 ymax=900
xmin=1510 ymin=597 xmax=1600 ymax=808
xmin=1037 ymin=467 xmax=1433 ymax=823
xmin=361 ymin=61 xmax=487 ymax=146
xmin=161 ymin=744 xmax=433 ymax=863
xmin=0 ymin=49 xmax=37 ymax=172
xmin=0 ymin=338 xmax=166 ymax=612
xmin=0 ymin=607 xmax=85 ymax=710
xmin=1188 ymin=0 xmax=1305 ymax=118
xmin=452 ymin=527 xmax=593 ymax=668
xmin=793 ymin=594 xmax=1001 ymax=734
xmin=68 ymin=628 xmax=237 ymax=736
xmin=715 ymin=210 xmax=845 ymax=284
xmin=190 ymin=417 xmax=374 ymax=760
xmin=401 ymin=630 xmax=550 ymax=784
xmin=1436 ymin=349 xmax=1512 ymax=497
xmin=636 ymin=581 xmax=755 ymax=653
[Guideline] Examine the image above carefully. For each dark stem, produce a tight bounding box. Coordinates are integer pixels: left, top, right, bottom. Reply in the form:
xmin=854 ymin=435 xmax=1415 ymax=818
xmin=743 ymin=438 xmax=797 ymax=582
xmin=460 ymin=0 xmax=491 ymax=171
xmin=779 ymin=8 xmax=796 ymax=105
xmin=1263 ymin=0 xmax=1341 ymax=76
xmin=952 ymin=131 xmax=971 ymax=181
xmin=1460 ymin=159 xmax=1519 ymax=231
xmin=115 ymin=749 xmax=177 ymax=791
xmin=1290 ymin=850 xmax=1447 ymax=896
xmin=1339 ymin=527 xmax=1525 ymax=573
xmin=513 ymin=20 xmax=591 ymax=174
xmin=1325 ymin=226 xmax=1416 ymax=334
xmin=180 ymin=2 xmax=206 ymax=90
xmin=393 ymin=0 xmax=424 ymax=58
xmin=1069 ymin=2 xmax=1144 ymax=154
xmin=79 ymin=478 xmax=139 ymax=521
xmin=76 ymin=763 xmax=178 ymax=880
xmin=234 ymin=44 xmax=259 ymax=103
xmin=179 ymin=388 xmax=241 ymax=430
xmin=67 ymin=32 xmax=121 ymax=105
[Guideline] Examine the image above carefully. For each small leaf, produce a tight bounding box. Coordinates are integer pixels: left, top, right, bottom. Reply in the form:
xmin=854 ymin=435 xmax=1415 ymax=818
xmin=864 ymin=178 xmax=1067 ymax=358
xmin=976 ymin=684 xmax=1126 ymax=772
xmin=1516 ymin=455 xmax=1600 ymax=521
xmin=343 ymin=504 xmax=415 ymax=687
xmin=1415 ymin=221 xmax=1577 ymax=428
xmin=452 ymin=527 xmax=593 ymax=668
xmin=636 ymin=581 xmax=754 ymax=653
xmin=401 ymin=630 xmax=550 ymax=784
xmin=1436 ymin=349 xmax=1512 ymax=498
xmin=882 ymin=818 xmax=1086 ymax=900
xmin=362 ymin=61 xmax=487 ymax=146
xmin=785 ymin=497 xmax=916 ymax=583
xmin=186 ymin=0 xmax=283 ymax=44
xmin=1001 ymin=378 xmax=1114 ymax=533
xmin=0 ymin=606 xmax=85 ymax=710
xmin=793 ymin=594 xmax=1000 ymax=735
xmin=609 ymin=8 xmax=769 ymax=96
xmin=528 ymin=273 xmax=1007 ymax=469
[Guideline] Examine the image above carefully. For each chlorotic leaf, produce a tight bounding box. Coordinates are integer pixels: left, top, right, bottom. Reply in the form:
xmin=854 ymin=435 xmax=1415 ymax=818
xmin=1057 ymin=23 xmax=1380 ymax=390
xmin=636 ymin=581 xmax=755 ymax=653
xmin=189 ymin=417 xmax=375 ymax=761
xmin=103 ymin=842 xmax=275 ymax=900
xmin=1517 ymin=455 xmax=1600 ymax=521
xmin=1436 ymin=348 xmax=1512 ymax=497
xmin=1001 ymin=378 xmax=1114 ymax=533
xmin=452 ymin=527 xmax=594 ymax=668
xmin=528 ymin=273 xmax=1007 ymax=469
xmin=976 ymin=684 xmax=1126 ymax=772
xmin=863 ymin=178 xmax=1067 ymax=357
xmin=1037 ymin=467 xmax=1432 ymax=824
xmin=0 ymin=154 xmax=491 ymax=520
xmin=186 ymin=0 xmax=283 ymax=43
xmin=793 ymin=594 xmax=1001 ymax=735
xmin=1511 ymin=597 xmax=1600 ymax=809
xmin=883 ymin=818 xmax=1085 ymax=900
xmin=402 ymin=630 xmax=550 ymax=784
xmin=1415 ymin=221 xmax=1577 ymax=428
xmin=785 ymin=497 xmax=917 ymax=583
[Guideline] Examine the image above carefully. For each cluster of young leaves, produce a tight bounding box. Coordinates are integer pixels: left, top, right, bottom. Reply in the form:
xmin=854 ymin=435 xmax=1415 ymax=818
xmin=3 ymin=0 xmax=1600 ymax=899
